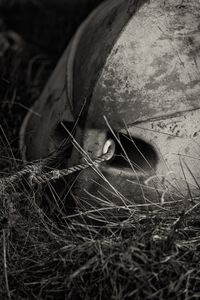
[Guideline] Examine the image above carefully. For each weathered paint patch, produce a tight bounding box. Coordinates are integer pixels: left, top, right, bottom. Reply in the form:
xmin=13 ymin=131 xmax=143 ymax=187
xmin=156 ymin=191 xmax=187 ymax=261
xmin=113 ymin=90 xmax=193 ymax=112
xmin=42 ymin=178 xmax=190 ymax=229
xmin=87 ymin=0 xmax=200 ymax=129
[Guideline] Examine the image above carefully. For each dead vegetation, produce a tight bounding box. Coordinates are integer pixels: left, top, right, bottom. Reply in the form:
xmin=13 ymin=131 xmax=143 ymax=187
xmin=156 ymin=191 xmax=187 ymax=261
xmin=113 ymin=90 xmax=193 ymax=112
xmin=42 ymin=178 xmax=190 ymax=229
xmin=1 ymin=1 xmax=200 ymax=299
xmin=1 ymin=179 xmax=200 ymax=299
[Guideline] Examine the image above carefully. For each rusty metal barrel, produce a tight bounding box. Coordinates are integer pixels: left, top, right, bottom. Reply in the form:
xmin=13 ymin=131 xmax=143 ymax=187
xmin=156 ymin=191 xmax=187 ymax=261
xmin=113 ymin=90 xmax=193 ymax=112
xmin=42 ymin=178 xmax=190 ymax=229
xmin=20 ymin=0 xmax=200 ymax=207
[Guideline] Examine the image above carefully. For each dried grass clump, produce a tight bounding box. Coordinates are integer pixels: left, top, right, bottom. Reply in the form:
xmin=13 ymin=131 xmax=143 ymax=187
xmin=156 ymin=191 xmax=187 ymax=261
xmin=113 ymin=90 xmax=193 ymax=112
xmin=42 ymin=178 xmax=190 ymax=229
xmin=1 ymin=186 xmax=200 ymax=299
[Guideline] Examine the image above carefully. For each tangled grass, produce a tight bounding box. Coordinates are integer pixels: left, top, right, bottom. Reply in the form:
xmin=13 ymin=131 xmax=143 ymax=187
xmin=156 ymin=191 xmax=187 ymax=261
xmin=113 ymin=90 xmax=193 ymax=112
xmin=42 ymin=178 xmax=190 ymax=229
xmin=1 ymin=176 xmax=200 ymax=299
xmin=1 ymin=1 xmax=200 ymax=299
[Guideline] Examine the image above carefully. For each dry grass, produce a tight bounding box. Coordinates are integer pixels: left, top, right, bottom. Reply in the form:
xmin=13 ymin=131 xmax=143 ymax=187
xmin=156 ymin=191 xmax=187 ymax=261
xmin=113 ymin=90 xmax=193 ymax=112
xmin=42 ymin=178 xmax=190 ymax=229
xmin=1 ymin=1 xmax=200 ymax=299
xmin=1 ymin=178 xmax=200 ymax=299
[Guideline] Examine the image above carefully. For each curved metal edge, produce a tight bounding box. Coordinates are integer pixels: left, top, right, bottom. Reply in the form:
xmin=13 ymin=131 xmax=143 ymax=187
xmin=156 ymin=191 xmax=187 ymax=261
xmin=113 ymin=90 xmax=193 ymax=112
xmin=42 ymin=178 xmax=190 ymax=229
xmin=66 ymin=0 xmax=131 ymax=113
xmin=19 ymin=0 xmax=126 ymax=162
xmin=71 ymin=0 xmax=147 ymax=120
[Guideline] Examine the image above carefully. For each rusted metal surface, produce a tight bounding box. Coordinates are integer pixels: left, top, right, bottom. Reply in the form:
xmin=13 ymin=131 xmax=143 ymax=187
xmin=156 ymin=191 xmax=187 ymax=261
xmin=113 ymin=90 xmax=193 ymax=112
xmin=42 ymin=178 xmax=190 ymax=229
xmin=71 ymin=0 xmax=200 ymax=206
xmin=71 ymin=0 xmax=147 ymax=119
xmin=21 ymin=0 xmax=200 ymax=207
xmin=87 ymin=0 xmax=200 ymax=129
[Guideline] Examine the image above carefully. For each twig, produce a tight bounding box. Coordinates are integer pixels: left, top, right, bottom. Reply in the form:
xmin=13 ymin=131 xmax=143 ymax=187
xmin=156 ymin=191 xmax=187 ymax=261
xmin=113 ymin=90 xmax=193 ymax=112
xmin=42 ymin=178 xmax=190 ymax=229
xmin=3 ymin=229 xmax=11 ymax=300
xmin=167 ymin=202 xmax=200 ymax=244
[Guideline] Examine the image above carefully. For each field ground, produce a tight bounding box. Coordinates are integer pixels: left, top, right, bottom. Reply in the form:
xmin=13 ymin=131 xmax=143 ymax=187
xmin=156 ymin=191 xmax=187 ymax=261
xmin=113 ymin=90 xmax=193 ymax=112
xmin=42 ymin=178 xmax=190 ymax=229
xmin=0 ymin=1 xmax=200 ymax=299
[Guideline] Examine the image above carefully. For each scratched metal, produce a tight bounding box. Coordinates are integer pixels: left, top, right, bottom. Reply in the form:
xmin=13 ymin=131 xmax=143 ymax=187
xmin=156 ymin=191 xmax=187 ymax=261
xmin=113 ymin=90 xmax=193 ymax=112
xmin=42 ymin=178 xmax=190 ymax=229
xmin=71 ymin=0 xmax=200 ymax=206
xmin=86 ymin=0 xmax=200 ymax=129
xmin=21 ymin=0 xmax=200 ymax=207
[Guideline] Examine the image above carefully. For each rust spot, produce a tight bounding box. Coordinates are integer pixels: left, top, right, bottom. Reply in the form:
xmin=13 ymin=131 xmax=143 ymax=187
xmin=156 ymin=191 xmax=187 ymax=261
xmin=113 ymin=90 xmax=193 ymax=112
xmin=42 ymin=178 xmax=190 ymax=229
xmin=193 ymin=132 xmax=198 ymax=137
